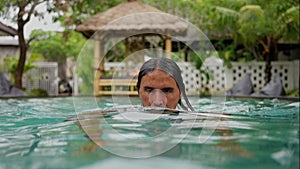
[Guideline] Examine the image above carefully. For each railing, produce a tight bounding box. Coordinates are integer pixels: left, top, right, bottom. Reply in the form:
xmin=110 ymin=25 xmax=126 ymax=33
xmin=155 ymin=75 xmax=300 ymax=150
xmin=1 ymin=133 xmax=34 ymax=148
xmin=23 ymin=62 xmax=58 ymax=96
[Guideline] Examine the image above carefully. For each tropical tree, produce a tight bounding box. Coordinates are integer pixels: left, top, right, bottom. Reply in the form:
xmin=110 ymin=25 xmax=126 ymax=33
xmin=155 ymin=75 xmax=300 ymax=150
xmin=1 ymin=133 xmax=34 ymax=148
xmin=214 ymin=0 xmax=299 ymax=83
xmin=143 ymin=0 xmax=299 ymax=84
xmin=30 ymin=29 xmax=86 ymax=80
xmin=0 ymin=53 xmax=43 ymax=82
xmin=0 ymin=0 xmax=57 ymax=89
xmin=0 ymin=0 xmax=122 ymax=89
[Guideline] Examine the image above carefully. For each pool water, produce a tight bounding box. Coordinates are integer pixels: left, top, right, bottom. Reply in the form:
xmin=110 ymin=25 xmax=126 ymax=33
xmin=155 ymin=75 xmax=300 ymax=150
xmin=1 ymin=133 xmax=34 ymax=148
xmin=0 ymin=97 xmax=298 ymax=169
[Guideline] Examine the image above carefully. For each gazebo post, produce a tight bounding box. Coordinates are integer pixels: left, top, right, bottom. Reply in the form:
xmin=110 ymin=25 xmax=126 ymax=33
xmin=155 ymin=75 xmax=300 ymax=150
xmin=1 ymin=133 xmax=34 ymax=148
xmin=124 ymin=38 xmax=130 ymax=71
xmin=142 ymin=35 xmax=145 ymax=62
xmin=165 ymin=36 xmax=172 ymax=59
xmin=94 ymin=39 xmax=104 ymax=96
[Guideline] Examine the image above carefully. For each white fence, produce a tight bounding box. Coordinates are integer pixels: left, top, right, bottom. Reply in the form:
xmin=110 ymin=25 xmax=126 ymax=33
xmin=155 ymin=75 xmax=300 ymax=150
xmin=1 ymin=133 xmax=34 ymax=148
xmin=75 ymin=59 xmax=299 ymax=96
xmin=200 ymin=57 xmax=299 ymax=95
xmin=23 ymin=62 xmax=58 ymax=96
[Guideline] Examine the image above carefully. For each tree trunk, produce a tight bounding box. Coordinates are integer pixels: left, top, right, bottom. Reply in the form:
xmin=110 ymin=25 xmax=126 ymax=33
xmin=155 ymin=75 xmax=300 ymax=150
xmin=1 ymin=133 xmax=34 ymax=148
xmin=58 ymin=59 xmax=67 ymax=80
xmin=13 ymin=1 xmax=42 ymax=89
xmin=264 ymin=36 xmax=278 ymax=85
xmin=14 ymin=22 xmax=27 ymax=89
xmin=264 ymin=58 xmax=272 ymax=85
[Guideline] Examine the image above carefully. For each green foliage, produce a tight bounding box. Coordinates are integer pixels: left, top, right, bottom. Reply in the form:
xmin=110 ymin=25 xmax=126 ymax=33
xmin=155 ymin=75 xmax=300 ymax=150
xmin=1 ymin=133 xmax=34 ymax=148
xmin=215 ymin=0 xmax=299 ymax=60
xmin=189 ymin=51 xmax=204 ymax=70
xmin=30 ymin=29 xmax=86 ymax=61
xmin=27 ymin=88 xmax=49 ymax=97
xmin=75 ymin=41 xmax=94 ymax=95
xmin=143 ymin=0 xmax=299 ymax=62
xmin=105 ymin=40 xmax=126 ymax=62
xmin=0 ymin=0 xmax=119 ymax=90
xmin=52 ymin=0 xmax=124 ymax=29
xmin=285 ymin=88 xmax=299 ymax=97
xmin=215 ymin=40 xmax=255 ymax=67
xmin=2 ymin=57 xmax=19 ymax=75
xmin=0 ymin=54 xmax=44 ymax=82
xmin=144 ymin=0 xmax=216 ymax=33
xmin=189 ymin=51 xmax=213 ymax=83
xmin=238 ymin=5 xmax=266 ymax=46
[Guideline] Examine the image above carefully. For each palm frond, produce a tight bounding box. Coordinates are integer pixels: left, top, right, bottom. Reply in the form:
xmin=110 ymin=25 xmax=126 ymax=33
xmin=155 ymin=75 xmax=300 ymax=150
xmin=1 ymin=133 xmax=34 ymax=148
xmin=278 ymin=5 xmax=300 ymax=25
xmin=239 ymin=5 xmax=264 ymax=17
xmin=215 ymin=6 xmax=240 ymax=27
xmin=277 ymin=5 xmax=300 ymax=42
xmin=216 ymin=6 xmax=240 ymax=19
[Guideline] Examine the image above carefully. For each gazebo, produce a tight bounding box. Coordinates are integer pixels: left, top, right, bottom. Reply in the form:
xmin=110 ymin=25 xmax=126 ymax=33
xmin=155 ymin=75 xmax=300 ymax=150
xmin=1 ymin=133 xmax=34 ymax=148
xmin=75 ymin=0 xmax=188 ymax=96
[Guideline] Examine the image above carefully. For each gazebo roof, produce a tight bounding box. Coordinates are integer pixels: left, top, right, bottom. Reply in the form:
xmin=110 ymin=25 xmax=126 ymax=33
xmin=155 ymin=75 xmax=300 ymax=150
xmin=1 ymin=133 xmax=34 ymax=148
xmin=75 ymin=0 xmax=188 ymax=38
xmin=0 ymin=22 xmax=17 ymax=36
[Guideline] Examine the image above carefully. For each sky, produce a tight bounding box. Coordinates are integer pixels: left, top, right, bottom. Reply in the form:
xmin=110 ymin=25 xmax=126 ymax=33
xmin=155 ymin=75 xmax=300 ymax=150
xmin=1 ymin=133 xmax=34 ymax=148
xmin=0 ymin=3 xmax=63 ymax=39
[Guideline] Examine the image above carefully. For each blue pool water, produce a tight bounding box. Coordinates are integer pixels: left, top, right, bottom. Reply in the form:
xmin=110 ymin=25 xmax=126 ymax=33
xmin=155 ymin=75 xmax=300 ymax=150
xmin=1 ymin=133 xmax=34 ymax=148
xmin=0 ymin=97 xmax=299 ymax=169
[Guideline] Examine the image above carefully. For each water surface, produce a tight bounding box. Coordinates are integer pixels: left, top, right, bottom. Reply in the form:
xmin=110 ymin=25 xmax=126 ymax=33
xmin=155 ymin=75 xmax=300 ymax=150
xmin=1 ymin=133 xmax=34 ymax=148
xmin=0 ymin=97 xmax=298 ymax=169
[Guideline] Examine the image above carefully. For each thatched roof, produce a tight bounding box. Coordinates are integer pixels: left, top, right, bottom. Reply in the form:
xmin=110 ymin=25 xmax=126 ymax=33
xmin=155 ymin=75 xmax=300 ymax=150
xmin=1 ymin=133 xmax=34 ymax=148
xmin=0 ymin=22 xmax=17 ymax=36
xmin=75 ymin=1 xmax=188 ymax=38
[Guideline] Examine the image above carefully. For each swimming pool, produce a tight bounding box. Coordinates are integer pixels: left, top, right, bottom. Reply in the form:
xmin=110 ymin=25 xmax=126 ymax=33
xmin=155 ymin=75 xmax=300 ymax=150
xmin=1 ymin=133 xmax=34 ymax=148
xmin=0 ymin=96 xmax=298 ymax=169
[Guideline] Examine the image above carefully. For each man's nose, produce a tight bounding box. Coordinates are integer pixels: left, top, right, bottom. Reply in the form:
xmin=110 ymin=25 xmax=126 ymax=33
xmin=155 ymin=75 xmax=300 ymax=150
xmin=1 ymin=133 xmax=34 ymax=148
xmin=149 ymin=89 xmax=167 ymax=107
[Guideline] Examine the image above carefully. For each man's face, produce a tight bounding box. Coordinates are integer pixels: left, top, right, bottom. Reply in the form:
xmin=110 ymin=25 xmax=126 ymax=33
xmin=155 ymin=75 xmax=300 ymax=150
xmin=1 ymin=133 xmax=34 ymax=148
xmin=138 ymin=69 xmax=181 ymax=109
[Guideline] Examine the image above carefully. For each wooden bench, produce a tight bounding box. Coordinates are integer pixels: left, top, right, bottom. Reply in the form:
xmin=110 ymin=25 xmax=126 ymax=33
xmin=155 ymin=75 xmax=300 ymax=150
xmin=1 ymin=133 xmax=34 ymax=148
xmin=96 ymin=77 xmax=138 ymax=95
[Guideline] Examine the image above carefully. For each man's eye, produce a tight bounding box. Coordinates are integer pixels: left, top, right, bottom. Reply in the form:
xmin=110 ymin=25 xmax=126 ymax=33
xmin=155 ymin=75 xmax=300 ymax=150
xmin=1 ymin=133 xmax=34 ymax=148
xmin=144 ymin=88 xmax=153 ymax=93
xmin=162 ymin=88 xmax=173 ymax=93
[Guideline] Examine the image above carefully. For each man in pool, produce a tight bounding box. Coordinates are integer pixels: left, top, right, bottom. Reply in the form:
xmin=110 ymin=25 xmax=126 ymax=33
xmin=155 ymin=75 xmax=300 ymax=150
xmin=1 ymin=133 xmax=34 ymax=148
xmin=136 ymin=57 xmax=194 ymax=111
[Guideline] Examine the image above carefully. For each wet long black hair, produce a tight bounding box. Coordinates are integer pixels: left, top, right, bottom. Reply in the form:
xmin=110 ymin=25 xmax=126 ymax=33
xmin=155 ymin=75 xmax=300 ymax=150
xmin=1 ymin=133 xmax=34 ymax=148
xmin=137 ymin=57 xmax=194 ymax=111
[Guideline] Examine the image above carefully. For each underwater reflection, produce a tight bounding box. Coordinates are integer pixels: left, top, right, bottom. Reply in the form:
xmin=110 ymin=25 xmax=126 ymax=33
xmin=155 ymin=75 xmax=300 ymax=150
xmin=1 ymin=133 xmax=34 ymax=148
xmin=73 ymin=106 xmax=253 ymax=162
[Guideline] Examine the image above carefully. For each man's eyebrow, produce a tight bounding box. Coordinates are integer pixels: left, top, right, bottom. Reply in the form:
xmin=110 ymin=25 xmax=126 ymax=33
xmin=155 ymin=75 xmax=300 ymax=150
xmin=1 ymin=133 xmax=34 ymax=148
xmin=162 ymin=87 xmax=174 ymax=90
xmin=143 ymin=86 xmax=174 ymax=90
xmin=143 ymin=86 xmax=154 ymax=90
xmin=161 ymin=87 xmax=174 ymax=91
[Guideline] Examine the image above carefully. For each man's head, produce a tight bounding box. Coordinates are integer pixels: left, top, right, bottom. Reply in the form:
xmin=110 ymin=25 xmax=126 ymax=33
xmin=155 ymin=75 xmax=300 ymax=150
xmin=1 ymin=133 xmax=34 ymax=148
xmin=137 ymin=57 xmax=194 ymax=111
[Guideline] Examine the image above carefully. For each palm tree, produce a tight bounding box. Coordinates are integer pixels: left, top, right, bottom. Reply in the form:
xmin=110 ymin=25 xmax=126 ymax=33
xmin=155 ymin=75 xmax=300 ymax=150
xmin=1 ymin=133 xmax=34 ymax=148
xmin=215 ymin=0 xmax=299 ymax=84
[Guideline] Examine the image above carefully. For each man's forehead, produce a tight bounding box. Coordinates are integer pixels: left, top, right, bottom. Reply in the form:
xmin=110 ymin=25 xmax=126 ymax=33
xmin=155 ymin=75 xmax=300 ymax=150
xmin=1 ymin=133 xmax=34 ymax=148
xmin=141 ymin=71 xmax=177 ymax=88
